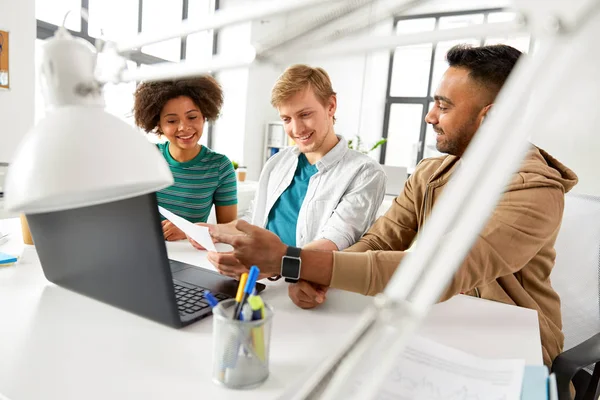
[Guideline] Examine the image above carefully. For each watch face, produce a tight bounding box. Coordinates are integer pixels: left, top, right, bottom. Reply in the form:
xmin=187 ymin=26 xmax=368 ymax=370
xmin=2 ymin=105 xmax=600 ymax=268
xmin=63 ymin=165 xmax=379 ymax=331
xmin=281 ymin=255 xmax=301 ymax=279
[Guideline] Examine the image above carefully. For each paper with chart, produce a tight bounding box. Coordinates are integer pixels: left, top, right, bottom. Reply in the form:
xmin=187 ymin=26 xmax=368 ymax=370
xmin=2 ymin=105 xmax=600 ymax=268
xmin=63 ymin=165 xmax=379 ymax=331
xmin=356 ymin=336 xmax=525 ymax=400
xmin=158 ymin=206 xmax=217 ymax=252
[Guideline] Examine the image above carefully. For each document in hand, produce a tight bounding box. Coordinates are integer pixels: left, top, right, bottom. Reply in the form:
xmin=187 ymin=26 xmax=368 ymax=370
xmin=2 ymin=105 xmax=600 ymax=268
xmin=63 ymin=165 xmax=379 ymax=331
xmin=158 ymin=206 xmax=217 ymax=252
xmin=354 ymin=336 xmax=526 ymax=400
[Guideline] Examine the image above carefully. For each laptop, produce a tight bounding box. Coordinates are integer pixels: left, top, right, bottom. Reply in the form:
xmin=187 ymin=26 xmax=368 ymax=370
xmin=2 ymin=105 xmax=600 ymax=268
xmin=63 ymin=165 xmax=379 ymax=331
xmin=26 ymin=193 xmax=265 ymax=328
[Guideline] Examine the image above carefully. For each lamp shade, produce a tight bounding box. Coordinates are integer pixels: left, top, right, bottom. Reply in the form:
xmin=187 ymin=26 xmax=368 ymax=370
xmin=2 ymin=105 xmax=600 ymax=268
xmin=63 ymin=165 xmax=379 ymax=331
xmin=4 ymin=105 xmax=173 ymax=214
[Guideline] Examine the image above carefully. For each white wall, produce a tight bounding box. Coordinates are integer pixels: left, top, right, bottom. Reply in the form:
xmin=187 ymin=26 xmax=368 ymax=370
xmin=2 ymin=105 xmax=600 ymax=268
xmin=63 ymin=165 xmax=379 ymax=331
xmin=528 ymin=35 xmax=600 ymax=196
xmin=0 ymin=0 xmax=35 ymax=163
xmin=306 ymin=14 xmax=393 ymax=162
xmin=212 ymin=2 xmax=283 ymax=180
xmin=242 ymin=61 xmax=280 ymax=179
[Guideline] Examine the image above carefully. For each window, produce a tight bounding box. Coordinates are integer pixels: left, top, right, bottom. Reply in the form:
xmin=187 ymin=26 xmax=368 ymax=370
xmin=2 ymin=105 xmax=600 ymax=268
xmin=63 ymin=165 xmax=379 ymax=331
xmin=484 ymin=12 xmax=530 ymax=52
xmin=389 ymin=18 xmax=435 ymax=97
xmin=141 ymin=0 xmax=184 ymax=62
xmin=36 ymin=0 xmax=218 ymax=145
xmin=186 ymin=0 xmax=215 ymax=63
xmin=381 ymin=9 xmax=533 ymax=170
xmin=385 ymin=104 xmax=424 ymax=168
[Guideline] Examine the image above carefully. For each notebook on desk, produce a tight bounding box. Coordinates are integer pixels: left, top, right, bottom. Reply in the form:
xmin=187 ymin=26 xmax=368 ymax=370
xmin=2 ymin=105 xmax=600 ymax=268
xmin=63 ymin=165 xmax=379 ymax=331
xmin=282 ymin=335 xmax=556 ymax=400
xmin=26 ymin=193 xmax=264 ymax=328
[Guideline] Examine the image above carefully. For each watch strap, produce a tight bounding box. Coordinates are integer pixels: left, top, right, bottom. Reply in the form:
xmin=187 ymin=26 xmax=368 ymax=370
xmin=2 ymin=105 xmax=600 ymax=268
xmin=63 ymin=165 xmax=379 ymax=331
xmin=286 ymin=246 xmax=302 ymax=258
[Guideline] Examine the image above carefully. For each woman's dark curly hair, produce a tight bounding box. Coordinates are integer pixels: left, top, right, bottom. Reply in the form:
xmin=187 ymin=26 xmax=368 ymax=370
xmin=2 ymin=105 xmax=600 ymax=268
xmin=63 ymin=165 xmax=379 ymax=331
xmin=133 ymin=76 xmax=223 ymax=134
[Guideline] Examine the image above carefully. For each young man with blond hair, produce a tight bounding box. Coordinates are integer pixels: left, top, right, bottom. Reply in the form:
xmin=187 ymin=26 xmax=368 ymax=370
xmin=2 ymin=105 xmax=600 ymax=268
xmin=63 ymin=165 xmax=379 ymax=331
xmin=195 ymin=64 xmax=386 ymax=282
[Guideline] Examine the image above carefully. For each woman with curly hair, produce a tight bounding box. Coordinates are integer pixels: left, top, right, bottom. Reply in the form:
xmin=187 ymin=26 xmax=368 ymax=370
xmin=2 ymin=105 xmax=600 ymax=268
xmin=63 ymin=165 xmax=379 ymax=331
xmin=134 ymin=76 xmax=237 ymax=241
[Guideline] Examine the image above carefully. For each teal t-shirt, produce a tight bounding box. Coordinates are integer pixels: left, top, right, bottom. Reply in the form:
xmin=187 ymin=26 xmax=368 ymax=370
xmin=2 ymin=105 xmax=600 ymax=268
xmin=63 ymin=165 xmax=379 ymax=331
xmin=156 ymin=142 xmax=237 ymax=223
xmin=266 ymin=154 xmax=318 ymax=246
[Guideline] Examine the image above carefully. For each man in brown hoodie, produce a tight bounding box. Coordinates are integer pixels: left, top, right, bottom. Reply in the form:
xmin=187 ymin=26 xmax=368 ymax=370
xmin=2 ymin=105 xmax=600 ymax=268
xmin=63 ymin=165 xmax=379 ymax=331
xmin=210 ymin=44 xmax=578 ymax=366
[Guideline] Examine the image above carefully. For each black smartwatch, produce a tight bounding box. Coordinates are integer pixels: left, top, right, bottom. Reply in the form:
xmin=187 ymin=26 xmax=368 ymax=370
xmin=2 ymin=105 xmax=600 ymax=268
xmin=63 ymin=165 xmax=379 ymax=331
xmin=281 ymin=246 xmax=302 ymax=283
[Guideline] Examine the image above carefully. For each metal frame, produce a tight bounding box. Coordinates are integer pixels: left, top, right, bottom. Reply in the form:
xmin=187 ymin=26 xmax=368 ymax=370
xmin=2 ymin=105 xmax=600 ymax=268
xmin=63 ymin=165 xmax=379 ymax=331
xmin=205 ymin=0 xmax=220 ymax=149
xmin=35 ymin=0 xmax=219 ymax=144
xmin=379 ymin=7 xmax=520 ymax=166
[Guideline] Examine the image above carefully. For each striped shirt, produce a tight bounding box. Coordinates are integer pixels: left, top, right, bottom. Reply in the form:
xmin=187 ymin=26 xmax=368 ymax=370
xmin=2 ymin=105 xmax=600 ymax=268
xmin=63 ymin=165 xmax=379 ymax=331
xmin=156 ymin=142 xmax=237 ymax=223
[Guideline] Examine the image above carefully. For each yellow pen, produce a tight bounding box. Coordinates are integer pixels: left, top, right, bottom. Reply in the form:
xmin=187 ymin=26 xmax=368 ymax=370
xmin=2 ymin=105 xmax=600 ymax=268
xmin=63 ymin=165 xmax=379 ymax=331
xmin=248 ymin=295 xmax=266 ymax=362
xmin=232 ymin=273 xmax=248 ymax=320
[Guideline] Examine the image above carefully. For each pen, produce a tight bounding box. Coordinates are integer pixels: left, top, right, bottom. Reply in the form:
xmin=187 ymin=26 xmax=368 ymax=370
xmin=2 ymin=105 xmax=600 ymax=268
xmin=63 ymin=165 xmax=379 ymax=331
xmin=232 ymin=273 xmax=248 ymax=320
xmin=241 ymin=303 xmax=252 ymax=322
xmin=248 ymin=295 xmax=265 ymax=320
xmin=233 ymin=266 xmax=260 ymax=320
xmin=248 ymin=295 xmax=266 ymax=362
xmin=205 ymin=292 xmax=219 ymax=308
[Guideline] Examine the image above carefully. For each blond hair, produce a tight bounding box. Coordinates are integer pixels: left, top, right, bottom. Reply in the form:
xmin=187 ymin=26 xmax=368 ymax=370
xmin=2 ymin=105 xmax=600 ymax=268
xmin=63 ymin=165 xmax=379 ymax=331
xmin=271 ymin=65 xmax=337 ymax=121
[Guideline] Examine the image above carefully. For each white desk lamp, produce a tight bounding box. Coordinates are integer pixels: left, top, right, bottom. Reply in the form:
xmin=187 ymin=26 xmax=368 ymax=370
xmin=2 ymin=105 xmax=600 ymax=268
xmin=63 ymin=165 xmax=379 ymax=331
xmin=5 ymin=0 xmax=600 ymax=398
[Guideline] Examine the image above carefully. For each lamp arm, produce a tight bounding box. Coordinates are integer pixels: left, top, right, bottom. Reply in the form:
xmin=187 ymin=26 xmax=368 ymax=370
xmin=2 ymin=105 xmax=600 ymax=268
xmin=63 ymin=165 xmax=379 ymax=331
xmin=307 ymin=0 xmax=427 ymax=48
xmin=276 ymin=20 xmax=525 ymax=62
xmin=98 ymin=19 xmax=524 ymax=86
xmin=254 ymin=0 xmax=379 ymax=58
xmin=96 ymin=46 xmax=256 ymax=84
xmin=258 ymin=0 xmax=425 ymax=58
xmin=115 ymin=0 xmax=337 ymax=55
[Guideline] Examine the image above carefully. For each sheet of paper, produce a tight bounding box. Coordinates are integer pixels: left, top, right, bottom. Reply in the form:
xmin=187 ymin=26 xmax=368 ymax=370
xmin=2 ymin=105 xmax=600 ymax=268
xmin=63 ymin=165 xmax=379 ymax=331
xmin=350 ymin=336 xmax=525 ymax=400
xmin=158 ymin=206 xmax=217 ymax=252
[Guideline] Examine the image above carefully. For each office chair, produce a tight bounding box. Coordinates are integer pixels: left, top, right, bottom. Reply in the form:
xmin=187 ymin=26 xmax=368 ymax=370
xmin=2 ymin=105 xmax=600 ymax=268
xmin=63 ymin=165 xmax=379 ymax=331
xmin=550 ymin=193 xmax=600 ymax=400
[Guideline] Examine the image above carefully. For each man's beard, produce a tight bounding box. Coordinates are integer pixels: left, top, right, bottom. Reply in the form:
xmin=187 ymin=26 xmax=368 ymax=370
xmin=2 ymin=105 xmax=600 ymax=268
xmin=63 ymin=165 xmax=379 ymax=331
xmin=434 ymin=122 xmax=477 ymax=157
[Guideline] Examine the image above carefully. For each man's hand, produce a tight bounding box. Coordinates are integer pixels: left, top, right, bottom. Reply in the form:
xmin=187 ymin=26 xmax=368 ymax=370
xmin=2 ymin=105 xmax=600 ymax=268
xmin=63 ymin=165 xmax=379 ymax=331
xmin=188 ymin=222 xmax=243 ymax=250
xmin=289 ymin=280 xmax=328 ymax=309
xmin=207 ymin=251 xmax=275 ymax=280
xmin=162 ymin=220 xmax=186 ymax=241
xmin=207 ymin=252 xmax=246 ymax=278
xmin=211 ymin=220 xmax=287 ymax=277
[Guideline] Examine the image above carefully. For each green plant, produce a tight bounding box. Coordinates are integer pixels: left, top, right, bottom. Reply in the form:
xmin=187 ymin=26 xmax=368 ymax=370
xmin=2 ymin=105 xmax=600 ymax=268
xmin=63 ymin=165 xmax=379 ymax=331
xmin=231 ymin=160 xmax=239 ymax=170
xmin=347 ymin=136 xmax=387 ymax=154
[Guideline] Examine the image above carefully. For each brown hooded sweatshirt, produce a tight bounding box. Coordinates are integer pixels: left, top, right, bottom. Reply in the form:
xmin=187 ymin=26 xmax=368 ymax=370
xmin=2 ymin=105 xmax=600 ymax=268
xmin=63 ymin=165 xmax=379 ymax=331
xmin=331 ymin=146 xmax=578 ymax=366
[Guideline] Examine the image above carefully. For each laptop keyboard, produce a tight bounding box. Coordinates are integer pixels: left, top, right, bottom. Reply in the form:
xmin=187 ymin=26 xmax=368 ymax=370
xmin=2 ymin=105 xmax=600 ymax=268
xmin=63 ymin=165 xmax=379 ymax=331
xmin=173 ymin=282 xmax=229 ymax=317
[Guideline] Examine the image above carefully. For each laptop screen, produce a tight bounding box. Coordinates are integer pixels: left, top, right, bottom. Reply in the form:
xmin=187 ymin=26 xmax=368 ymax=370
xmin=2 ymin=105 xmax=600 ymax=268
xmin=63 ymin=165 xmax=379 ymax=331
xmin=27 ymin=194 xmax=182 ymax=327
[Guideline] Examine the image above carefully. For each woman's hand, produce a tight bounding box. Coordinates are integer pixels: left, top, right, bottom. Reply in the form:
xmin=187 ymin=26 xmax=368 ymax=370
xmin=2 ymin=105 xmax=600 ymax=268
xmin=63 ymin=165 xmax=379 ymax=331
xmin=162 ymin=220 xmax=187 ymax=241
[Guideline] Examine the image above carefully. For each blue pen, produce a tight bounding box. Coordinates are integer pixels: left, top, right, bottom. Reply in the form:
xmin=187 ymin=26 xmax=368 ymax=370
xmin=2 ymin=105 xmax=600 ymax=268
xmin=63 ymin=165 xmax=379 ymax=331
xmin=205 ymin=292 xmax=219 ymax=308
xmin=233 ymin=266 xmax=260 ymax=320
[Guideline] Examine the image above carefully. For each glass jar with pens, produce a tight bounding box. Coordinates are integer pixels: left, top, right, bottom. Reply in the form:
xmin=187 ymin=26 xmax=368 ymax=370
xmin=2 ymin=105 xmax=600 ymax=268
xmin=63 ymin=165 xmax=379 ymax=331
xmin=208 ymin=266 xmax=274 ymax=389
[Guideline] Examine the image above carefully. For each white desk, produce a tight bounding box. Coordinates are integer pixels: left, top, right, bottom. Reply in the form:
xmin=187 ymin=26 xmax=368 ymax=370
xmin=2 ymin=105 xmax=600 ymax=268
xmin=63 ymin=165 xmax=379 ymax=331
xmin=0 ymin=218 xmax=543 ymax=400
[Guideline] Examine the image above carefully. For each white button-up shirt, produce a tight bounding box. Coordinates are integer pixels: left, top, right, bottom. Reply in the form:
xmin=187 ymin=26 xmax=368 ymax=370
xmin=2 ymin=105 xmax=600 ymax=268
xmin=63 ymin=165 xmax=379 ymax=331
xmin=241 ymin=136 xmax=386 ymax=250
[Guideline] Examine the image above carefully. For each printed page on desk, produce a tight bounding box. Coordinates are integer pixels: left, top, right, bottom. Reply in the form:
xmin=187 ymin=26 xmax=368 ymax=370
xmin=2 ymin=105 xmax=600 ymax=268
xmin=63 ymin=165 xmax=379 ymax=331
xmin=354 ymin=336 xmax=525 ymax=400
